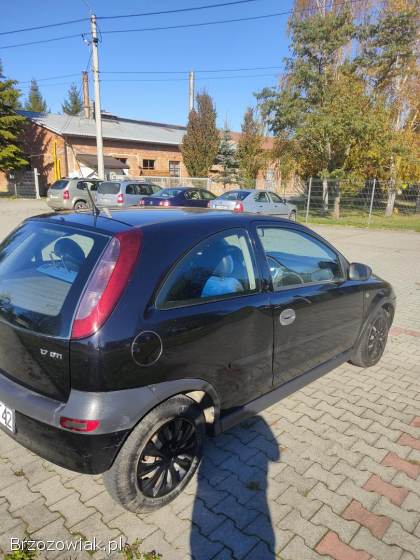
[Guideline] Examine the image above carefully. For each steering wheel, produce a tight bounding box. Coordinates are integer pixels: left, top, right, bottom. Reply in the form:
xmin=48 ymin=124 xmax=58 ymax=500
xmin=266 ymin=255 xmax=305 ymax=288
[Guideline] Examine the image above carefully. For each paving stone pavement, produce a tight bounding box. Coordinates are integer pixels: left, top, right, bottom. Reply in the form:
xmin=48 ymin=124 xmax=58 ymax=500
xmin=0 ymin=203 xmax=420 ymax=560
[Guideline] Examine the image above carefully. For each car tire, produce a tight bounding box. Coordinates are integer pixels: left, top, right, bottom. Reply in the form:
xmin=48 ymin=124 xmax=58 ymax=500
xmin=349 ymin=307 xmax=389 ymax=368
xmin=74 ymin=200 xmax=88 ymax=210
xmin=103 ymin=395 xmax=205 ymax=513
xmin=288 ymin=211 xmax=296 ymax=221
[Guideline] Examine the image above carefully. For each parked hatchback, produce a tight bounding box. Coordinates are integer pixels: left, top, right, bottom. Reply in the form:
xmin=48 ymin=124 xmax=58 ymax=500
xmin=210 ymin=189 xmax=297 ymax=220
xmin=139 ymin=186 xmax=216 ymax=208
xmin=47 ymin=178 xmax=102 ymax=211
xmin=96 ymin=180 xmax=161 ymax=208
xmin=0 ymin=209 xmax=395 ymax=512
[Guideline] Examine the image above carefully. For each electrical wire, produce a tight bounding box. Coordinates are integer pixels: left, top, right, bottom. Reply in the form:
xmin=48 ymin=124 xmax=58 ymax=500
xmin=102 ymin=65 xmax=283 ymax=75
xmin=97 ymin=0 xmax=265 ymax=20
xmin=101 ymin=73 xmax=279 ymax=82
xmin=0 ymin=0 xmax=365 ymax=49
xmin=19 ymin=73 xmax=82 ymax=84
xmin=0 ymin=19 xmax=86 ymax=37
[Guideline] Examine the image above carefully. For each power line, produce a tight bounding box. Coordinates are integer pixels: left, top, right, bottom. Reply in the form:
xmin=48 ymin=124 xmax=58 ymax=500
xmin=0 ymin=0 xmax=365 ymax=50
xmin=19 ymin=73 xmax=81 ymax=84
xmin=16 ymin=66 xmax=282 ymax=83
xmin=99 ymin=10 xmax=298 ymax=35
xmin=0 ymin=33 xmax=82 ymax=50
xmin=0 ymin=18 xmax=86 ymax=37
xmin=101 ymin=73 xmax=279 ymax=82
xmin=97 ymin=0 xmax=266 ymax=20
xmin=102 ymin=65 xmax=283 ymax=75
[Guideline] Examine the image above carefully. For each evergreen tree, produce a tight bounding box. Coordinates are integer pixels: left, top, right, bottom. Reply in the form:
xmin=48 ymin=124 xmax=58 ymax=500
xmin=236 ymin=108 xmax=266 ymax=186
xmin=0 ymin=59 xmax=28 ymax=172
xmin=62 ymin=83 xmax=83 ymax=115
xmin=215 ymin=125 xmax=239 ymax=187
xmin=181 ymin=91 xmax=219 ymax=177
xmin=24 ymin=79 xmax=47 ymax=112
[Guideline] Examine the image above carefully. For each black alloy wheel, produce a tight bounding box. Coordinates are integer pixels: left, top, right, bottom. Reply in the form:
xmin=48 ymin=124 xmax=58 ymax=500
xmin=137 ymin=418 xmax=198 ymax=498
xmin=367 ymin=314 xmax=388 ymax=362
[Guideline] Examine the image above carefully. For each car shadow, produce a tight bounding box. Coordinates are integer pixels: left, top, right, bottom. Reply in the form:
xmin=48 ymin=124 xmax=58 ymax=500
xmin=190 ymin=415 xmax=281 ymax=559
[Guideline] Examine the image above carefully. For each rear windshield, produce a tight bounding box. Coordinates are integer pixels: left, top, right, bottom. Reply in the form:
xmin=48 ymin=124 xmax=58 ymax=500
xmin=154 ymin=189 xmax=182 ymax=198
xmin=98 ymin=182 xmax=120 ymax=195
xmin=218 ymin=191 xmax=250 ymax=201
xmin=0 ymin=221 xmax=109 ymax=337
xmin=50 ymin=180 xmax=69 ymax=190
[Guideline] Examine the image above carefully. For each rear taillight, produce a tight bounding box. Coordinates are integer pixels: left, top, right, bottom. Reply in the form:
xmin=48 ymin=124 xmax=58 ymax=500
xmin=71 ymin=229 xmax=142 ymax=339
xmin=63 ymin=189 xmax=70 ymax=200
xmin=60 ymin=417 xmax=100 ymax=432
xmin=159 ymin=200 xmax=170 ymax=207
xmin=117 ymin=193 xmax=124 ymax=204
xmin=234 ymin=201 xmax=244 ymax=212
xmin=139 ymin=199 xmax=145 ymax=206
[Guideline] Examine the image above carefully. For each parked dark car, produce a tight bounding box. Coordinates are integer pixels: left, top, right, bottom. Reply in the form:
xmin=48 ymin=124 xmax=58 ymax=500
xmin=0 ymin=208 xmax=395 ymax=512
xmin=138 ymin=186 xmax=216 ymax=208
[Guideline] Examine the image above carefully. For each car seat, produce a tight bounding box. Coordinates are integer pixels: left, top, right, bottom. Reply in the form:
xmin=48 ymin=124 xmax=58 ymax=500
xmin=54 ymin=238 xmax=86 ymax=273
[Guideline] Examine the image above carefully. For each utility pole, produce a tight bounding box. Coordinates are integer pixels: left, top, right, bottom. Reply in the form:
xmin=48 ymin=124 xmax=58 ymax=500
xmin=90 ymin=14 xmax=105 ymax=180
xmin=82 ymin=71 xmax=90 ymax=119
xmin=188 ymin=70 xmax=195 ymax=114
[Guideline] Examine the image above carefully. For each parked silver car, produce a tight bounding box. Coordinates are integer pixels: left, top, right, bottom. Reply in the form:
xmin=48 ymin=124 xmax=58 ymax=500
xmin=96 ymin=180 xmax=162 ymax=208
xmin=209 ymin=189 xmax=297 ymax=219
xmin=46 ymin=178 xmax=102 ymax=211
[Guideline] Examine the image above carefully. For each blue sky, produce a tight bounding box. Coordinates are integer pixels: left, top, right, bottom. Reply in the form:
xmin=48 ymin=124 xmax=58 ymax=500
xmin=1 ymin=0 xmax=293 ymax=131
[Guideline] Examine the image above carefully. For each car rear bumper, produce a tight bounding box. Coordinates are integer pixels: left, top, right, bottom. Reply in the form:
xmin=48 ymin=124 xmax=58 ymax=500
xmin=46 ymin=198 xmax=72 ymax=210
xmin=8 ymin=411 xmax=128 ymax=474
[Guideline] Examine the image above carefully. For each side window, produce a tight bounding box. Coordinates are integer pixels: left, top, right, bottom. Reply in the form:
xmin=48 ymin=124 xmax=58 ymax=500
xmin=200 ymin=190 xmax=216 ymax=200
xmin=138 ymin=184 xmax=150 ymax=195
xmin=77 ymin=181 xmax=86 ymax=191
xmin=257 ymin=227 xmax=342 ymax=289
xmin=185 ymin=190 xmax=200 ymax=200
xmin=89 ymin=182 xmax=98 ymax=192
xmin=157 ymin=230 xmax=258 ymax=309
xmin=126 ymin=184 xmax=136 ymax=195
xmin=269 ymin=192 xmax=283 ymax=203
xmin=255 ymin=192 xmax=269 ymax=203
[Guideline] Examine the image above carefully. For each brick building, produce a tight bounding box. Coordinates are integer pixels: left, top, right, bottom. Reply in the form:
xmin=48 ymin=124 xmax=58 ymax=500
xmin=0 ymin=111 xmax=188 ymax=195
xmin=0 ymin=111 xmax=282 ymax=196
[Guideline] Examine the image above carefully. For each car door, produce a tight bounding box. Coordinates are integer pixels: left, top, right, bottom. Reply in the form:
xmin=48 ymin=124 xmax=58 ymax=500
xmin=125 ymin=184 xmax=140 ymax=206
xmin=184 ymin=189 xmax=203 ymax=207
xmin=268 ymin=192 xmax=289 ymax=216
xmin=251 ymin=191 xmax=272 ymax=214
xmin=148 ymin=228 xmax=273 ymax=409
xmin=254 ymin=223 xmax=364 ymax=387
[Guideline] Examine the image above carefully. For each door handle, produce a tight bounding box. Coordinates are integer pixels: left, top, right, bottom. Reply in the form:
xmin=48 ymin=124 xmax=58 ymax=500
xmin=292 ymin=296 xmax=312 ymax=305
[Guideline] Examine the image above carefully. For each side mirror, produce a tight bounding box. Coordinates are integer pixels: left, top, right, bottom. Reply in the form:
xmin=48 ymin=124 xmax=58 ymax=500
xmin=349 ymin=262 xmax=372 ymax=281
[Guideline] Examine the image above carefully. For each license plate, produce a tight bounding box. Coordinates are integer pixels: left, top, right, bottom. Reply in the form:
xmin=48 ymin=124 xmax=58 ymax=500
xmin=215 ymin=205 xmax=227 ymax=209
xmin=0 ymin=400 xmax=15 ymax=433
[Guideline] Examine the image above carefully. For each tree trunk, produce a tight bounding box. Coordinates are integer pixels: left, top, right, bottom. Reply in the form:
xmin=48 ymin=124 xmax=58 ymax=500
xmin=322 ymin=177 xmax=329 ymax=214
xmin=333 ymin=195 xmax=340 ymax=219
xmin=385 ymin=189 xmax=396 ymax=217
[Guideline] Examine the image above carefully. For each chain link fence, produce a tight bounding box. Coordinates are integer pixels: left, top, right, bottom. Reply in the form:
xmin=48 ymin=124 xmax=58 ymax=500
xmin=287 ymin=178 xmax=420 ymax=227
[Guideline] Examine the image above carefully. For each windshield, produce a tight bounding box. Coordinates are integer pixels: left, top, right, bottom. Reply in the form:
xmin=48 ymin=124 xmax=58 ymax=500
xmin=98 ymin=182 xmax=120 ymax=195
xmin=154 ymin=189 xmax=183 ymax=198
xmin=0 ymin=221 xmax=109 ymax=337
xmin=218 ymin=191 xmax=250 ymax=201
xmin=50 ymin=180 xmax=69 ymax=190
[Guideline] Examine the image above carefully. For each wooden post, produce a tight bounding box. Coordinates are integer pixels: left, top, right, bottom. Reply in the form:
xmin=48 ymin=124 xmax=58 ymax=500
xmin=368 ymin=178 xmax=376 ymax=227
xmin=305 ymin=177 xmax=312 ymax=224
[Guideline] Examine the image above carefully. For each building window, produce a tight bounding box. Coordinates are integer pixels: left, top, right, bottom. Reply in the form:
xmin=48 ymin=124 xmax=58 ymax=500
xmin=142 ymin=159 xmax=155 ymax=170
xmin=169 ymin=160 xmax=180 ymax=177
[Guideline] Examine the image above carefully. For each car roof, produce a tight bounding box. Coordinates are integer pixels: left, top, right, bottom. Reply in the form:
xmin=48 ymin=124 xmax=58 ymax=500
xmin=27 ymin=207 xmax=299 ymax=236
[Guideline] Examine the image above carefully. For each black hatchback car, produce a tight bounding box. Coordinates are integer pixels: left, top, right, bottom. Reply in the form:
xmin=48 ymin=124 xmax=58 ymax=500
xmin=0 ymin=208 xmax=395 ymax=512
xmin=138 ymin=186 xmax=216 ymax=208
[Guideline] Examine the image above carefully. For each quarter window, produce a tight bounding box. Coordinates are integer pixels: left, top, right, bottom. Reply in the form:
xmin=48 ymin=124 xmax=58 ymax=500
xmin=157 ymin=230 xmax=258 ymax=309
xmin=257 ymin=227 xmax=342 ymax=290
xmin=269 ymin=192 xmax=283 ymax=203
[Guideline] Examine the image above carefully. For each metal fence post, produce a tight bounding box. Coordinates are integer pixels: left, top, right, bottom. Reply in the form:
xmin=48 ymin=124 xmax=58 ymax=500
xmin=34 ymin=168 xmax=41 ymax=199
xmin=305 ymin=177 xmax=312 ymax=224
xmin=367 ymin=178 xmax=376 ymax=227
